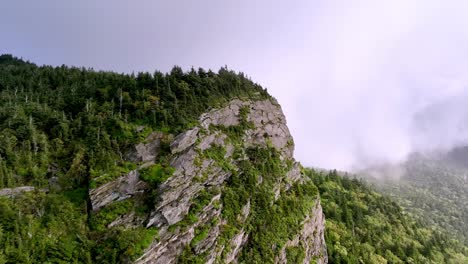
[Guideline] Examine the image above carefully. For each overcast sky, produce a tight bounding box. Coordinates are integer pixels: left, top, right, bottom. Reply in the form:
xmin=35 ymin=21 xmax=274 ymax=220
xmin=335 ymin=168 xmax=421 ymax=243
xmin=3 ymin=0 xmax=468 ymax=170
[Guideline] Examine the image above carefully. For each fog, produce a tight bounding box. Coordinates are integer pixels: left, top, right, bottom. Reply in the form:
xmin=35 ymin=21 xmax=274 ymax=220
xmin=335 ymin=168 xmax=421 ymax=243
xmin=3 ymin=0 xmax=468 ymax=171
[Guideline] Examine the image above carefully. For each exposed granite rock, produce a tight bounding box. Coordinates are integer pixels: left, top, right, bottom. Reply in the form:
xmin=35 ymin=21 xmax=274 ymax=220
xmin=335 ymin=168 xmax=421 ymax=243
xmin=197 ymin=132 xmax=226 ymax=151
xmin=90 ymin=170 xmax=147 ymax=211
xmin=239 ymin=199 xmax=251 ymax=222
xmin=277 ymin=198 xmax=328 ymax=264
xmin=136 ymin=194 xmax=222 ymax=264
xmin=245 ymin=100 xmax=295 ymax=159
xmin=226 ymin=230 xmax=249 ymax=263
xmin=140 ymin=99 xmax=326 ymax=263
xmin=271 ymin=162 xmax=305 ymax=202
xmin=108 ymin=211 xmax=146 ymax=228
xmin=146 ymin=145 xmax=229 ymax=227
xmin=149 ymin=182 xmax=203 ymax=226
xmin=193 ymin=222 xmax=220 ymax=255
xmin=199 ymin=99 xmax=243 ymax=129
xmin=137 ymin=227 xmax=195 ymax=264
xmin=199 ymin=99 xmax=294 ymax=158
xmin=127 ymin=132 xmax=164 ymax=162
xmin=0 ymin=186 xmax=36 ymax=197
xmin=283 ymin=162 xmax=305 ymax=192
xmin=170 ymin=127 xmax=199 ymax=154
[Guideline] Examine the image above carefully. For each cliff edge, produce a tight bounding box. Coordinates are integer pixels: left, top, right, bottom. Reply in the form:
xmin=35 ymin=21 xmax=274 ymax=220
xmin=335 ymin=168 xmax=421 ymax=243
xmin=90 ymin=99 xmax=328 ymax=263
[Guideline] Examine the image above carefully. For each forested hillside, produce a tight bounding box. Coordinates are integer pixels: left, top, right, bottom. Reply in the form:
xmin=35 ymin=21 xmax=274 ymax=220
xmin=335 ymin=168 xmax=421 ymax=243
xmin=0 ymin=53 xmax=270 ymax=190
xmin=308 ymin=169 xmax=467 ymax=263
xmin=372 ymin=153 xmax=468 ymax=246
xmin=0 ymin=54 xmax=271 ymax=262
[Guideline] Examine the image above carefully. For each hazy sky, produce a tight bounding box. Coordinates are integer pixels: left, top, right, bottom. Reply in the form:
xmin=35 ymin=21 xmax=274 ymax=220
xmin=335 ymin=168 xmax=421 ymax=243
xmin=3 ymin=0 xmax=468 ymax=170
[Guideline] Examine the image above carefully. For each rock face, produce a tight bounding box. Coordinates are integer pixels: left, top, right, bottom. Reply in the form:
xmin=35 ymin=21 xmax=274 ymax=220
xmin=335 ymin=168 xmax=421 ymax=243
xmin=90 ymin=170 xmax=148 ymax=211
xmin=90 ymin=99 xmax=328 ymax=264
xmin=170 ymin=127 xmax=199 ymax=154
xmin=199 ymin=99 xmax=294 ymax=158
xmin=0 ymin=186 xmax=36 ymax=197
xmin=277 ymin=198 xmax=328 ymax=264
xmin=126 ymin=131 xmax=164 ymax=162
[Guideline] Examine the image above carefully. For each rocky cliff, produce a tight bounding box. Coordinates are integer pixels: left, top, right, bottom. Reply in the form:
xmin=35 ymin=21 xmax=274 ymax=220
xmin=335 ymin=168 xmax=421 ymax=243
xmin=90 ymin=98 xmax=327 ymax=263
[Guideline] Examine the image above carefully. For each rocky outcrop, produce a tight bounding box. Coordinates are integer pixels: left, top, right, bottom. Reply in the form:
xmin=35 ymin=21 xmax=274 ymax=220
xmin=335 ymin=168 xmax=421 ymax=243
xmin=200 ymin=99 xmax=294 ymax=158
xmin=225 ymin=230 xmax=249 ymax=263
xmin=170 ymin=127 xmax=200 ymax=154
xmin=0 ymin=186 xmax=36 ymax=197
xmin=277 ymin=198 xmax=328 ymax=264
xmin=90 ymin=170 xmax=147 ymax=210
xmin=90 ymin=99 xmax=328 ymax=264
xmin=136 ymin=194 xmax=222 ymax=264
xmin=145 ymin=146 xmax=229 ymax=227
xmin=199 ymin=99 xmax=244 ymax=128
xmin=245 ymin=100 xmax=295 ymax=158
xmin=143 ymin=99 xmax=295 ymax=231
xmin=126 ymin=131 xmax=164 ymax=163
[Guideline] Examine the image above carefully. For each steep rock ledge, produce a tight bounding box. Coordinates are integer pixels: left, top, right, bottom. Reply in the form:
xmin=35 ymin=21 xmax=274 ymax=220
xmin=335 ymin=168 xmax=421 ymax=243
xmin=90 ymin=99 xmax=328 ymax=263
xmin=277 ymin=198 xmax=328 ymax=264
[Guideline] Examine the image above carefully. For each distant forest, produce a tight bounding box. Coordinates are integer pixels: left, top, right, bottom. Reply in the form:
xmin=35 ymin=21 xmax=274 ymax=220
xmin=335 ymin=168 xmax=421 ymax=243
xmin=309 ymin=169 xmax=467 ymax=263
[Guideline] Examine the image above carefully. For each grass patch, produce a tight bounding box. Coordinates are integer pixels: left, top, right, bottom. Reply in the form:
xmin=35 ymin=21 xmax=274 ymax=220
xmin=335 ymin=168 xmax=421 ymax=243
xmin=139 ymin=164 xmax=175 ymax=187
xmin=286 ymin=245 xmax=305 ymax=263
xmin=91 ymin=200 xmax=134 ymax=232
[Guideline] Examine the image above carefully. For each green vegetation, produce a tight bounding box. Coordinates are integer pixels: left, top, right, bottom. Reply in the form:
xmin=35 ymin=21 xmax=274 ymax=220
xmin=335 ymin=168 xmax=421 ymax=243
xmin=90 ymin=200 xmax=134 ymax=232
xmin=372 ymin=155 xmax=468 ymax=246
xmin=139 ymin=164 xmax=175 ymax=187
xmin=191 ymin=225 xmax=210 ymax=248
xmin=91 ymin=226 xmax=158 ymax=263
xmin=203 ymin=145 xmax=235 ymax=172
xmin=178 ymin=246 xmax=208 ymax=264
xmin=177 ymin=220 xmax=216 ymax=263
xmin=176 ymin=141 xmax=321 ymax=263
xmin=90 ymin=161 xmax=137 ymax=188
xmin=0 ymin=54 xmax=269 ymax=190
xmin=309 ymin=169 xmax=468 ymax=263
xmin=214 ymin=145 xmax=319 ymax=263
xmin=0 ymin=54 xmax=269 ymax=263
xmin=169 ymin=188 xmax=220 ymax=234
xmin=0 ymin=192 xmax=91 ymax=263
xmin=285 ymin=245 xmax=306 ymax=263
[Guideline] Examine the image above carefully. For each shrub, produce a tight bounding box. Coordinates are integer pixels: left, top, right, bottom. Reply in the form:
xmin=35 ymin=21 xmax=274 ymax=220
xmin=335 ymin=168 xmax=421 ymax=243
xmin=139 ymin=164 xmax=175 ymax=187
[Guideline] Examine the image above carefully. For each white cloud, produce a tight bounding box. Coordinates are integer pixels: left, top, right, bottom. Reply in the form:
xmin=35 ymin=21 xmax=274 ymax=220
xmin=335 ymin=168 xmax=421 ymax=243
xmin=285 ymin=0 xmax=468 ymax=170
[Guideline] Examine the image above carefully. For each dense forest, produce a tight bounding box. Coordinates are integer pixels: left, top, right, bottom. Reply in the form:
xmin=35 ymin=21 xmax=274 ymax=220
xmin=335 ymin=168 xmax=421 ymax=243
xmin=308 ymin=169 xmax=467 ymax=263
xmin=0 ymin=54 xmax=270 ymax=190
xmin=0 ymin=54 xmax=270 ymax=263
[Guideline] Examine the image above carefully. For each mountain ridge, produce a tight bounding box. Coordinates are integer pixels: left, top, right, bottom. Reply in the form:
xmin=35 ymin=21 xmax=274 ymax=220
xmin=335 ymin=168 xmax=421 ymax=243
xmin=0 ymin=55 xmax=327 ymax=263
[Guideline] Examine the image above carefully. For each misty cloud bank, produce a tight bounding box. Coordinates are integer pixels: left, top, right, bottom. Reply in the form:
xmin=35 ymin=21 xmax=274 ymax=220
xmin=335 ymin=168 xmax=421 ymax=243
xmin=3 ymin=0 xmax=468 ymax=171
xmin=290 ymin=0 xmax=468 ymax=171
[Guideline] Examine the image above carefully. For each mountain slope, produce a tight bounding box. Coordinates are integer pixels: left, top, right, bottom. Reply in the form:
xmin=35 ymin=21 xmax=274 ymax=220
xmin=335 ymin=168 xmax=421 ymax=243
xmin=363 ymin=152 xmax=468 ymax=246
xmin=0 ymin=55 xmax=327 ymax=263
xmin=309 ymin=169 xmax=467 ymax=263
